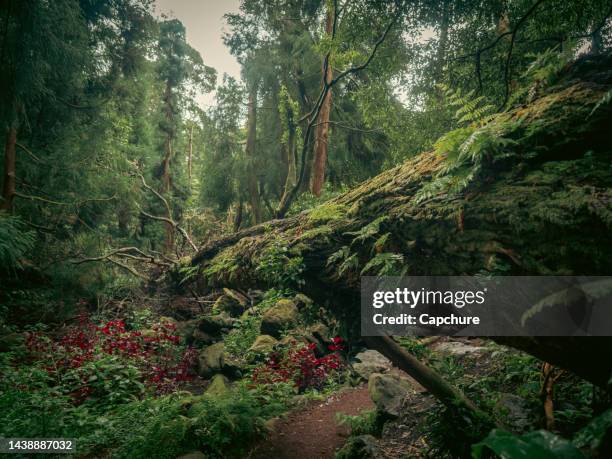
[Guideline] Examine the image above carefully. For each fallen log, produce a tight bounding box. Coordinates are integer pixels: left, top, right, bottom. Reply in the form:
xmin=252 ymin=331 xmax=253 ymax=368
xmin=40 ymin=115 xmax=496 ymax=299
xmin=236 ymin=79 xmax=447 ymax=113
xmin=186 ymin=55 xmax=612 ymax=402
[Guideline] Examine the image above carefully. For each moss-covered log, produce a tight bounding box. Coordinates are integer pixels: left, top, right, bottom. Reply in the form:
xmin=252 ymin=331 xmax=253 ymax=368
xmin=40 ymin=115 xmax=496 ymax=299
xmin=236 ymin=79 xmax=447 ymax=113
xmin=189 ymin=55 xmax=612 ymax=388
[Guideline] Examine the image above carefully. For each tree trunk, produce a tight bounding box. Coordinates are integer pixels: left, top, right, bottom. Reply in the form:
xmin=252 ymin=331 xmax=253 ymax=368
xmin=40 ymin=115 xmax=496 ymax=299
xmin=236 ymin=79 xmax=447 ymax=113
xmin=162 ymin=80 xmax=174 ymax=252
xmin=364 ymin=336 xmax=490 ymax=419
xmin=1 ymin=124 xmax=17 ymax=211
xmin=310 ymin=5 xmax=334 ymax=197
xmin=187 ymin=123 xmax=194 ymax=190
xmin=190 ymin=56 xmax=612 ymax=389
xmin=246 ymin=85 xmax=262 ymax=225
xmin=161 ymin=80 xmax=174 ymax=194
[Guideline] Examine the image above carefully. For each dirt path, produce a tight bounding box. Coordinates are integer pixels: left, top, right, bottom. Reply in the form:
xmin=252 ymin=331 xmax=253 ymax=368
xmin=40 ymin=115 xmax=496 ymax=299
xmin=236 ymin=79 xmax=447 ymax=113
xmin=250 ymin=385 xmax=374 ymax=459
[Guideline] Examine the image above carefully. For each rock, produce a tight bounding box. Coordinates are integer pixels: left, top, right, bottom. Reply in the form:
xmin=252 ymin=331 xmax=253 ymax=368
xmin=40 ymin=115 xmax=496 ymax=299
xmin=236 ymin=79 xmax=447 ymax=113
xmin=198 ymin=313 xmax=234 ymax=334
xmin=175 ymin=452 xmax=206 ymax=459
xmin=368 ymin=373 xmax=413 ymax=418
xmin=496 ymin=393 xmax=533 ymax=433
xmin=248 ymin=334 xmax=278 ymax=354
xmin=205 ymin=374 xmax=230 ymax=396
xmin=335 ymin=435 xmax=380 ymax=459
xmin=260 ymin=299 xmax=299 ymax=337
xmin=353 ymin=350 xmax=393 ymax=380
xmin=303 ymin=323 xmax=330 ymax=355
xmin=294 ymin=293 xmax=313 ymax=309
xmin=212 ymin=288 xmax=248 ymax=317
xmin=0 ymin=332 xmax=24 ymax=352
xmin=197 ymin=342 xmax=225 ymax=378
xmin=175 ymin=319 xmax=198 ymax=340
xmin=190 ymin=329 xmax=218 ymax=347
xmin=433 ymin=341 xmax=487 ymax=357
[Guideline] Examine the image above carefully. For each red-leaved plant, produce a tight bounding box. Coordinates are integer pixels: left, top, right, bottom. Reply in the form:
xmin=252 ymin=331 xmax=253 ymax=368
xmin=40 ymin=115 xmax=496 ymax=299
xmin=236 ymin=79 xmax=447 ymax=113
xmin=25 ymin=313 xmax=196 ymax=403
xmin=252 ymin=337 xmax=344 ymax=391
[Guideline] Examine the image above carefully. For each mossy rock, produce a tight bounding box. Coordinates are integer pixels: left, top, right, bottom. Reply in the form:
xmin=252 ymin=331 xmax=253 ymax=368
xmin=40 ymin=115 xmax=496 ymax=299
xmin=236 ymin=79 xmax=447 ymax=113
xmin=335 ymin=435 xmax=380 ymax=459
xmin=197 ymin=342 xmax=225 ymax=378
xmin=260 ymin=299 xmax=299 ymax=338
xmin=175 ymin=319 xmax=198 ymax=340
xmin=248 ymin=334 xmax=278 ymax=354
xmin=205 ymin=374 xmax=230 ymax=396
xmin=212 ymin=288 xmax=248 ymax=317
xmin=190 ymin=329 xmax=218 ymax=347
xmin=368 ymin=373 xmax=413 ymax=418
xmin=294 ymin=293 xmax=314 ymax=309
xmin=198 ymin=313 xmax=234 ymax=334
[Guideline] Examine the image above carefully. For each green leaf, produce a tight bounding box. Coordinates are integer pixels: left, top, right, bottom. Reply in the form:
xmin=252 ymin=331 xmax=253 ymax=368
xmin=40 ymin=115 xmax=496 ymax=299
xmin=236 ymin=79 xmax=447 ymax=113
xmin=472 ymin=429 xmax=585 ymax=459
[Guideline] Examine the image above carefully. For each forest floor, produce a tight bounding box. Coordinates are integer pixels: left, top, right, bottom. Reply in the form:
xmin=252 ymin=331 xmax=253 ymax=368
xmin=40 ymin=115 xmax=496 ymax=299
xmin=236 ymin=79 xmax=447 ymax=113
xmin=249 ymin=385 xmax=374 ymax=459
xmin=248 ymin=338 xmax=495 ymax=459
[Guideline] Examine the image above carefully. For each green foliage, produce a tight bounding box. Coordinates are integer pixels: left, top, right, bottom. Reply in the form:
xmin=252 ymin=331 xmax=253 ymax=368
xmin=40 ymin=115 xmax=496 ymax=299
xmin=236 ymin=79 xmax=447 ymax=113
xmin=573 ymin=409 xmax=612 ymax=453
xmin=0 ymin=213 xmax=35 ymax=273
xmin=438 ymin=84 xmax=496 ymax=126
xmin=308 ymin=203 xmax=348 ymax=222
xmin=589 ymin=88 xmax=612 ymax=118
xmin=76 ymin=382 xmax=290 ymax=459
xmin=224 ymin=313 xmax=262 ymax=359
xmin=336 ymin=409 xmax=384 ymax=436
xmin=360 ymin=252 xmax=405 ymax=276
xmin=256 ymin=240 xmax=304 ymax=288
xmin=345 ymin=216 xmax=388 ymax=246
xmin=472 ymin=429 xmax=584 ymax=459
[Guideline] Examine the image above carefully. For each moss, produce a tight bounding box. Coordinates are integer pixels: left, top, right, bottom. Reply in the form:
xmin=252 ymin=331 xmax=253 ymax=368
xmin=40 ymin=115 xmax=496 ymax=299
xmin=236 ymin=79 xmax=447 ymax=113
xmin=298 ymin=225 xmax=334 ymax=241
xmin=307 ymin=203 xmax=348 ymax=222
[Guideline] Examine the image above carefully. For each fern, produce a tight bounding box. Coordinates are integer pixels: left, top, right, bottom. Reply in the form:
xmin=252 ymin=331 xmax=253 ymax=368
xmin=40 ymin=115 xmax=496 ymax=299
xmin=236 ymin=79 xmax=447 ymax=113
xmin=588 ymin=89 xmax=612 ymax=118
xmin=0 ymin=212 xmax=35 ymax=273
xmin=338 ymin=253 xmax=359 ymax=276
xmin=438 ymin=84 xmax=496 ymax=126
xmin=345 ymin=216 xmax=388 ymax=246
xmin=327 ymin=246 xmax=351 ymax=267
xmin=360 ymin=252 xmax=405 ymax=276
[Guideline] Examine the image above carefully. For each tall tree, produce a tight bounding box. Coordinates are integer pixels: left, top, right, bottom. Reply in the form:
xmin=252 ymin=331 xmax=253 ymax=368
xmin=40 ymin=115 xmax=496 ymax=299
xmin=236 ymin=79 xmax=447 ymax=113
xmin=310 ymin=0 xmax=334 ymax=196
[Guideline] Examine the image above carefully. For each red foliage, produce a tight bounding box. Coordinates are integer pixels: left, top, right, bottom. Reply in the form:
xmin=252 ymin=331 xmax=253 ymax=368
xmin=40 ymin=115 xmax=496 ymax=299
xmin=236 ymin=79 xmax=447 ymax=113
xmin=252 ymin=338 xmax=344 ymax=391
xmin=25 ymin=314 xmax=196 ymax=402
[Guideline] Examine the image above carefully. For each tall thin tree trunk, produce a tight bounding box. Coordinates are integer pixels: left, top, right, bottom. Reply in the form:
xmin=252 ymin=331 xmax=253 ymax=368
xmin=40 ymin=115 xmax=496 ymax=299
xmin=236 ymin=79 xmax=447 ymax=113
xmin=246 ymin=85 xmax=262 ymax=225
xmin=310 ymin=5 xmax=334 ymax=197
xmin=162 ymin=80 xmax=174 ymax=252
xmin=187 ymin=123 xmax=193 ymax=189
xmin=1 ymin=124 xmax=17 ymax=211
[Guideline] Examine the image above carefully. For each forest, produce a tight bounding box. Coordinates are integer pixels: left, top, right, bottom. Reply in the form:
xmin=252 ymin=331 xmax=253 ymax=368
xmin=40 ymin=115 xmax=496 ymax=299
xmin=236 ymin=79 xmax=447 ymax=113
xmin=1 ymin=0 xmax=612 ymax=457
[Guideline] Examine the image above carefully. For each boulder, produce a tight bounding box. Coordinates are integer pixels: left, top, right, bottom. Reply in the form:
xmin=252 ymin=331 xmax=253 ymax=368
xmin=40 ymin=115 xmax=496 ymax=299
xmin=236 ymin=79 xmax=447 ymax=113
xmin=496 ymin=393 xmax=533 ymax=433
xmin=433 ymin=340 xmax=487 ymax=357
xmin=260 ymin=299 xmax=299 ymax=337
xmin=335 ymin=435 xmax=380 ymax=459
xmin=294 ymin=293 xmax=313 ymax=309
xmin=197 ymin=342 xmax=225 ymax=378
xmin=205 ymin=374 xmax=230 ymax=396
xmin=368 ymin=373 xmax=413 ymax=418
xmin=248 ymin=334 xmax=279 ymax=354
xmin=198 ymin=313 xmax=234 ymax=334
xmin=175 ymin=319 xmax=198 ymax=340
xmin=353 ymin=350 xmax=393 ymax=380
xmin=190 ymin=329 xmax=218 ymax=347
xmin=303 ymin=323 xmax=330 ymax=355
xmin=212 ymin=288 xmax=248 ymax=317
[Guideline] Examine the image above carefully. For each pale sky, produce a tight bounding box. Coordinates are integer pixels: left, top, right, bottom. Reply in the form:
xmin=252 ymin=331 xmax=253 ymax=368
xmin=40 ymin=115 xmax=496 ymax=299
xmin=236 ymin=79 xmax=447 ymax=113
xmin=155 ymin=0 xmax=242 ymax=107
